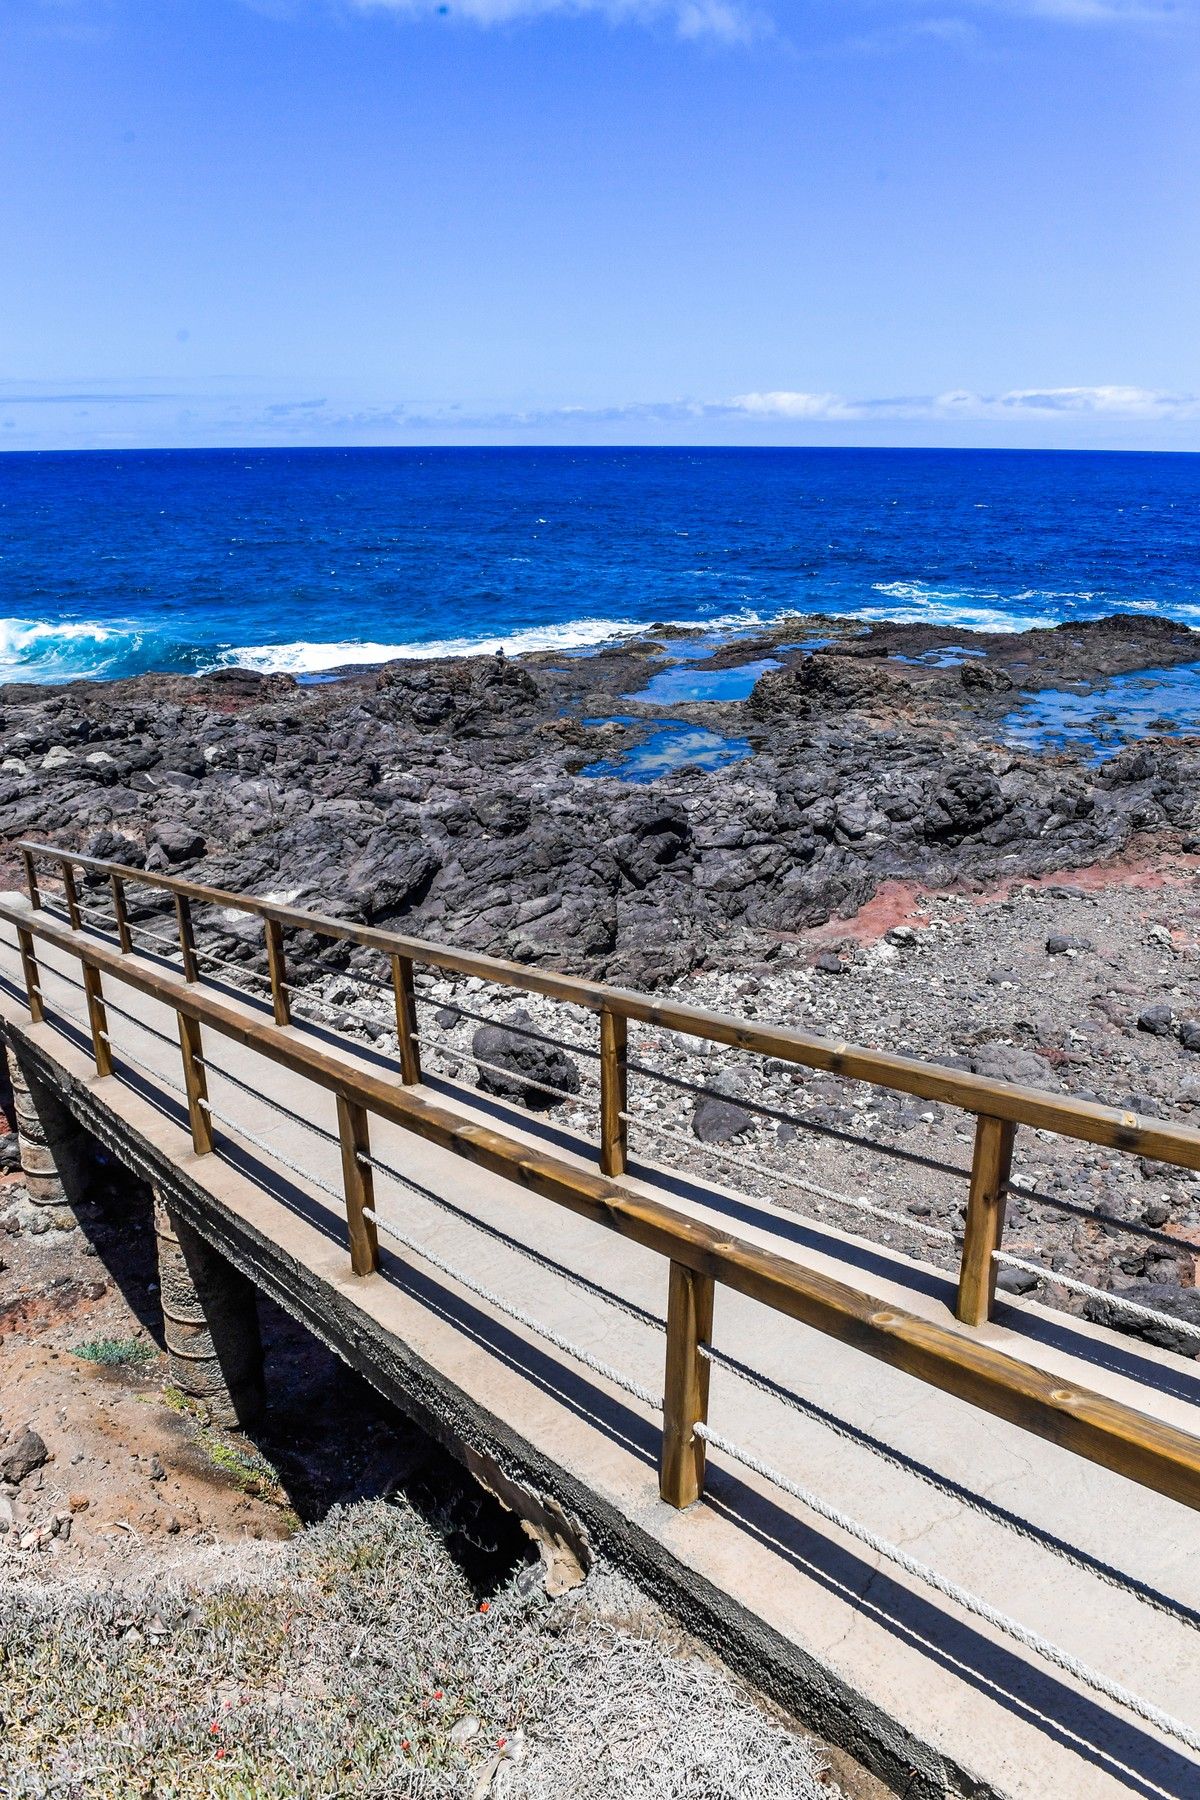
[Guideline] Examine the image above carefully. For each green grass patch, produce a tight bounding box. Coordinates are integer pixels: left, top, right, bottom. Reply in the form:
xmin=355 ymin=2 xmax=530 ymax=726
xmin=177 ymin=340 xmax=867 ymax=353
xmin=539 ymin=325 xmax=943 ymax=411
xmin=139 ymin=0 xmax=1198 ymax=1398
xmin=70 ymin=1337 xmax=156 ymax=1368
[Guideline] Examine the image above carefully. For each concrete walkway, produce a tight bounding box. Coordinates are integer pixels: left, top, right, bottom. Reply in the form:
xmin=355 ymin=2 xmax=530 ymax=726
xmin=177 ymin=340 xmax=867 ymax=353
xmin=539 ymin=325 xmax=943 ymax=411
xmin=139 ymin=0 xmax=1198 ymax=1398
xmin=2 ymin=895 xmax=1199 ymax=1800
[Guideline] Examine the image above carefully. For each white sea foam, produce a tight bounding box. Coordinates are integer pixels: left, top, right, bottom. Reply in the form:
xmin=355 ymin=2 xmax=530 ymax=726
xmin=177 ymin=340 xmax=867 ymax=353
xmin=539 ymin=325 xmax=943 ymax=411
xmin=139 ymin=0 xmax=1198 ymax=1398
xmin=211 ymin=610 xmax=773 ymax=674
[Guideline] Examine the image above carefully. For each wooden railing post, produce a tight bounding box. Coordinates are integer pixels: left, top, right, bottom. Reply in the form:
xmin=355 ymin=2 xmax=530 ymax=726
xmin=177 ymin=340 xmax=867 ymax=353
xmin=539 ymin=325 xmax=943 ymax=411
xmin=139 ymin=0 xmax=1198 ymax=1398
xmin=110 ymin=874 xmax=133 ymax=953
xmin=60 ymin=859 xmax=81 ymax=930
xmin=600 ymin=1006 xmax=628 ymax=1178
xmin=175 ymin=894 xmax=198 ymax=982
xmin=82 ymin=964 xmax=113 ymax=1077
xmin=264 ymin=918 xmax=291 ymax=1027
xmin=956 ymin=1114 xmax=1016 ymax=1327
xmin=16 ymin=927 xmax=44 ymax=1024
xmin=390 ymin=954 xmax=421 ymax=1085
xmin=660 ymin=1260 xmax=714 ymax=1509
xmin=21 ymin=848 xmax=41 ymax=911
xmin=177 ymin=1012 xmax=213 ymax=1154
xmin=337 ymin=1093 xmax=380 ymax=1275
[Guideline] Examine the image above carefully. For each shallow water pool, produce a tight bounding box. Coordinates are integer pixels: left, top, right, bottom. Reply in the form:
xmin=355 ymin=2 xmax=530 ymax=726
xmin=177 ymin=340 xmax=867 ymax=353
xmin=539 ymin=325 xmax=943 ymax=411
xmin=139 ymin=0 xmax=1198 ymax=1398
xmin=580 ymin=718 xmax=752 ymax=782
xmin=1002 ymin=662 xmax=1200 ymax=760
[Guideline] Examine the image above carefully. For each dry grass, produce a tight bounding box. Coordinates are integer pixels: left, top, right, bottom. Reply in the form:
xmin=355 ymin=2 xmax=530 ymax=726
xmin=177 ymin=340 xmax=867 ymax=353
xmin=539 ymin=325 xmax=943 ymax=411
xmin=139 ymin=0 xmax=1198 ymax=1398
xmin=0 ymin=1495 xmax=839 ymax=1800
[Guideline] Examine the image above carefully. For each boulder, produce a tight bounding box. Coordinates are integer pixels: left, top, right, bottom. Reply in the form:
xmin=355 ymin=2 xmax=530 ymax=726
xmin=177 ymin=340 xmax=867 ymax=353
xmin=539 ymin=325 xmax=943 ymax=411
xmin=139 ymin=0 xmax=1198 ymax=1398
xmin=0 ymin=1426 xmax=48 ymax=1485
xmin=471 ymin=1009 xmax=581 ymax=1111
xmin=692 ymin=1071 xmax=756 ymax=1144
xmin=150 ymin=822 xmax=206 ymax=864
xmin=1137 ymin=1003 xmax=1174 ymax=1037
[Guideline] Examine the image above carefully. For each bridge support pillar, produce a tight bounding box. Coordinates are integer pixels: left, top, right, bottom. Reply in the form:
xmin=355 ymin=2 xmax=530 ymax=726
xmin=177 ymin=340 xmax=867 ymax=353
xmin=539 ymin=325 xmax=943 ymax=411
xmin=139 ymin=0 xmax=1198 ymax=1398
xmin=4 ymin=1039 xmax=92 ymax=1222
xmin=154 ymin=1191 xmax=265 ymax=1430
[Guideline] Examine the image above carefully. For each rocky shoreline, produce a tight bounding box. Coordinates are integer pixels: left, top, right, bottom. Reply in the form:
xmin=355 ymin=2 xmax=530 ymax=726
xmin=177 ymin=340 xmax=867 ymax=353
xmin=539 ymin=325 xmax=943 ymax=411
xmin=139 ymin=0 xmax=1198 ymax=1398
xmin=2 ymin=612 xmax=1199 ymax=1346
xmin=1 ymin=611 xmax=1199 ymax=988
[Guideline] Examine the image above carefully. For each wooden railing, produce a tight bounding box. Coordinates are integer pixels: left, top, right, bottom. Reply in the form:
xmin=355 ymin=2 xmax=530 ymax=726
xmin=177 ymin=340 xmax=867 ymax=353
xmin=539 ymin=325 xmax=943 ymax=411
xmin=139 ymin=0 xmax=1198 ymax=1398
xmin=6 ymin=841 xmax=1200 ymax=1517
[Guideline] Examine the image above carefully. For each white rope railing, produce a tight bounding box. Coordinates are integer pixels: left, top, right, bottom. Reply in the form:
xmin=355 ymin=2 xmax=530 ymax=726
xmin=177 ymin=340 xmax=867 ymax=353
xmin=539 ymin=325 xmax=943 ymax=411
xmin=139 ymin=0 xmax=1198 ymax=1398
xmin=359 ymin=1146 xmax=666 ymax=1333
xmin=623 ymin=1110 xmax=956 ymax=1246
xmin=698 ymin=1340 xmax=1200 ymax=1631
xmin=363 ymin=1203 xmax=661 ymax=1409
xmin=993 ymin=1252 xmax=1200 ymax=1344
xmin=695 ymin=1420 xmax=1200 ymax=1761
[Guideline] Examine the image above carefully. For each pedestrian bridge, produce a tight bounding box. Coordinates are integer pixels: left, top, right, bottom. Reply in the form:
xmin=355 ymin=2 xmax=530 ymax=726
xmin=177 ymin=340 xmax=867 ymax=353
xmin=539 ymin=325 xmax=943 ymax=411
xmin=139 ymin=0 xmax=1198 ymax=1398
xmin=3 ymin=840 xmax=1200 ymax=1800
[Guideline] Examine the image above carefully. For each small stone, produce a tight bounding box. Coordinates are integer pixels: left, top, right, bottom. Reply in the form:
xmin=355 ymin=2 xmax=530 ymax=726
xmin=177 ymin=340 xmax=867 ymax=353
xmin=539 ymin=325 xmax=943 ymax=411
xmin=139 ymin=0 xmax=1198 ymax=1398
xmin=813 ymin=951 xmax=846 ymax=976
xmin=996 ymin=1265 xmax=1040 ymax=1295
xmin=885 ymin=925 xmax=917 ymax=946
xmin=1137 ymin=1003 xmax=1174 ymax=1037
xmin=1179 ymin=1020 xmax=1200 ymax=1053
xmin=1 ymin=1428 xmax=49 ymax=1486
xmin=68 ymin=1492 xmax=90 ymax=1512
xmin=449 ymin=1715 xmax=481 ymax=1748
xmin=1045 ymin=934 xmax=1092 ymax=956
xmin=1142 ymin=1202 xmax=1171 ymax=1228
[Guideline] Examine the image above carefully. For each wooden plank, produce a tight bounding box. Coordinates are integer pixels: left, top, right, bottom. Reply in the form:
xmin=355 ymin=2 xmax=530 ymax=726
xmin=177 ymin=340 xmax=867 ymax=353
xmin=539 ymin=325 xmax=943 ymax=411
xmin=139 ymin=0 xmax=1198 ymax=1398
xmin=390 ymin=953 xmax=421 ymax=1085
xmin=599 ymin=1006 xmax=628 ymax=1177
xmin=337 ymin=1093 xmax=379 ymax=1276
xmin=16 ymin=927 xmax=44 ymax=1023
xmin=21 ymin=848 xmax=41 ymax=911
xmin=660 ymin=1260 xmax=714 ymax=1508
xmin=9 ymin=897 xmax=1200 ymax=1513
xmin=174 ymin=894 xmax=198 ymax=982
xmin=176 ymin=1011 xmax=213 ymax=1154
xmin=264 ymin=918 xmax=290 ymax=1027
xmin=17 ymin=840 xmax=1200 ymax=1171
xmin=110 ymin=876 xmax=133 ymax=954
xmin=81 ymin=964 xmax=113 ymax=1077
xmin=957 ymin=1115 xmax=1016 ymax=1327
xmin=60 ymin=860 xmax=82 ymax=930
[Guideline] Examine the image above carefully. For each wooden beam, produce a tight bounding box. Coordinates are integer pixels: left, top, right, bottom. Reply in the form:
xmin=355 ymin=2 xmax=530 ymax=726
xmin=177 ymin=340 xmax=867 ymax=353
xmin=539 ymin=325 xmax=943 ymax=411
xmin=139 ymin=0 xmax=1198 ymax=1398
xmin=16 ymin=926 xmax=43 ymax=1024
xmin=81 ymin=964 xmax=113 ymax=1078
xmin=8 ymin=898 xmax=1200 ymax=1513
xmin=174 ymin=894 xmax=198 ymax=983
xmin=264 ymin=918 xmax=290 ymax=1027
xmin=176 ymin=1011 xmax=213 ymax=1155
xmin=390 ymin=953 xmax=421 ymax=1085
xmin=337 ymin=1093 xmax=379 ymax=1276
xmin=110 ymin=875 xmax=133 ymax=954
xmin=21 ymin=848 xmax=41 ymax=911
xmin=60 ymin=860 xmax=82 ymax=930
xmin=599 ymin=1006 xmax=628 ymax=1178
xmin=660 ymin=1260 xmax=713 ymax=1508
xmin=957 ymin=1115 xmax=1016 ymax=1327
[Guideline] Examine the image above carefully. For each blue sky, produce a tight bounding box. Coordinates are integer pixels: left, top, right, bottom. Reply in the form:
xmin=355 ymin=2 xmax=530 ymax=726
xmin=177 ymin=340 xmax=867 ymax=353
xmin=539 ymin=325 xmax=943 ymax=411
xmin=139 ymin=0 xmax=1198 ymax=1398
xmin=2 ymin=0 xmax=1197 ymax=450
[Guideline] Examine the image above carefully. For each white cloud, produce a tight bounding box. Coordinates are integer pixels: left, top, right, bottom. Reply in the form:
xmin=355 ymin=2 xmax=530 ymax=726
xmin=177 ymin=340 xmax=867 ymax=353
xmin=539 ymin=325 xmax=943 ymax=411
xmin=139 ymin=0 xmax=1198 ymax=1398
xmin=728 ymin=389 xmax=856 ymax=419
xmin=729 ymin=385 xmax=1200 ymax=421
xmin=348 ymin=0 xmax=763 ymax=39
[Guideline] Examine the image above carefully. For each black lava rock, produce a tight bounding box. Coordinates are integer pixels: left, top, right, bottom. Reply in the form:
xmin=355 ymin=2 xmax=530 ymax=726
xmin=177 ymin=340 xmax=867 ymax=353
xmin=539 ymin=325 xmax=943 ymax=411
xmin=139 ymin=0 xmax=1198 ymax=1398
xmin=470 ymin=1009 xmax=580 ymax=1111
xmin=1137 ymin=1003 xmax=1175 ymax=1037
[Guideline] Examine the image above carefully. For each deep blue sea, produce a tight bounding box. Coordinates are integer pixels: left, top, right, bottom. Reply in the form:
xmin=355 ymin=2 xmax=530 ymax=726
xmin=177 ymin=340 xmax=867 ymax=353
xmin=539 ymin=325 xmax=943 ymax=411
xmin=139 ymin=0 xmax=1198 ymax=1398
xmin=0 ymin=447 xmax=1197 ymax=684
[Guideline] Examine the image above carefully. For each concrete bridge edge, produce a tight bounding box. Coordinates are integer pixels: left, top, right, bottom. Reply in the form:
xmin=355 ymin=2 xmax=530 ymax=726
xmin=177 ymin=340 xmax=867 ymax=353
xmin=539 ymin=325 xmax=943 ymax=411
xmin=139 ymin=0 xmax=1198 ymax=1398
xmin=0 ymin=1017 xmax=981 ymax=1800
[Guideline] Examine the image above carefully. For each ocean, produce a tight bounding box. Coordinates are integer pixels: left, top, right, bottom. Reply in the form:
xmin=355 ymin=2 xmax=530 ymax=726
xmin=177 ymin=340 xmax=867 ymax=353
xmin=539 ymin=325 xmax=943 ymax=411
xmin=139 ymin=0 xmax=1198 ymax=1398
xmin=0 ymin=447 xmax=1198 ymax=684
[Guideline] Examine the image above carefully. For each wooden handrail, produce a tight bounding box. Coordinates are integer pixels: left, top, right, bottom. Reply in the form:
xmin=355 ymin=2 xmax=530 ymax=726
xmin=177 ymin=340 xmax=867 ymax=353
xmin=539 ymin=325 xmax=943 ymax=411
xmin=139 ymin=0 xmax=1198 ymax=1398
xmin=5 ymin=893 xmax=1200 ymax=1516
xmin=16 ymin=839 xmax=1200 ymax=1171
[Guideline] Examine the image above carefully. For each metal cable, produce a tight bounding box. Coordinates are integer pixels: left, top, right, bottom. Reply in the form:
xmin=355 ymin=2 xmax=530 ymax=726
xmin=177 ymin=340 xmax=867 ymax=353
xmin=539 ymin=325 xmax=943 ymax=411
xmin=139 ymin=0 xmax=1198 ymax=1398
xmin=359 ymin=1147 xmax=666 ymax=1333
xmin=416 ymin=1030 xmax=591 ymax=1107
xmin=198 ymin=1055 xmax=341 ymax=1146
xmin=698 ymin=1340 xmax=1200 ymax=1632
xmin=623 ymin=1110 xmax=956 ymax=1246
xmin=992 ymin=1252 xmax=1200 ymax=1345
xmin=362 ymin=1204 xmax=661 ymax=1409
xmin=695 ymin=1421 xmax=1200 ymax=1762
